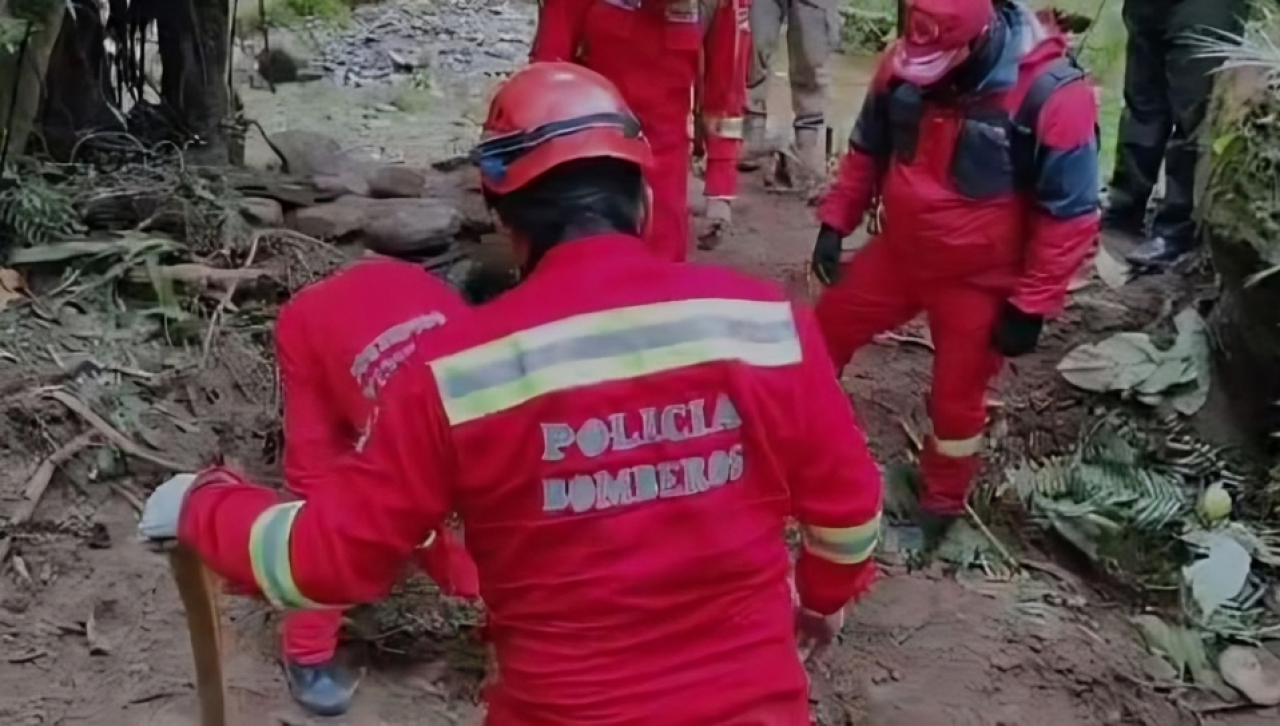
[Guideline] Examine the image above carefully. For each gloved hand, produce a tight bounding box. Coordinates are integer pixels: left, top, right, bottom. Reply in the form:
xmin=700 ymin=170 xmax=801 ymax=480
xmin=795 ymin=606 xmax=845 ymax=662
xmin=138 ymin=473 xmax=199 ymax=541
xmin=811 ymin=225 xmax=844 ymax=286
xmin=991 ymin=301 xmax=1044 ymax=357
xmin=696 ymin=197 xmax=733 ymax=251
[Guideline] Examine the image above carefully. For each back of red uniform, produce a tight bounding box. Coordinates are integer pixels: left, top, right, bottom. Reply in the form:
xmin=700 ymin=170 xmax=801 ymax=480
xmin=275 ymin=256 xmax=467 ymax=488
xmin=429 ymin=237 xmax=861 ymax=725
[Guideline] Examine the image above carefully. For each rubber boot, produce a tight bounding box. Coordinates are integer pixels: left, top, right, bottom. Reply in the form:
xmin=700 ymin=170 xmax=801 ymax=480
xmin=783 ymin=127 xmax=827 ymax=201
xmin=737 ymin=114 xmax=771 ymax=172
xmin=283 ymin=659 xmax=359 ymax=717
xmin=1125 ymin=235 xmax=1198 ymax=273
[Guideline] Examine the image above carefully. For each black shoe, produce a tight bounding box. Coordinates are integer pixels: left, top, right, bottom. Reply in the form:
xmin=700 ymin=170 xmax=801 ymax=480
xmin=917 ymin=511 xmax=959 ymax=551
xmin=1124 ymin=235 xmax=1197 ymax=272
xmin=283 ymin=659 xmax=358 ymax=716
xmin=1100 ymin=207 xmax=1145 ymax=238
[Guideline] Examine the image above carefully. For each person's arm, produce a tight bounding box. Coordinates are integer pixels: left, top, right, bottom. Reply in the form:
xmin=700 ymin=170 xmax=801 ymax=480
xmin=530 ymin=0 xmax=591 ymax=62
xmin=700 ymin=0 xmax=750 ymax=199
xmin=276 ymin=304 xmax=351 ymax=497
xmin=177 ymin=364 xmax=455 ymax=608
xmin=1010 ymin=79 xmax=1100 ymax=317
xmin=784 ymin=304 xmax=883 ymax=615
xmin=816 ymin=60 xmax=894 ymax=236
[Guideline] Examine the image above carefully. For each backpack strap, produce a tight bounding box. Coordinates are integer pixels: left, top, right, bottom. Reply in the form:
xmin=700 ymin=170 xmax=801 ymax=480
xmin=1011 ymin=55 xmax=1093 ymax=190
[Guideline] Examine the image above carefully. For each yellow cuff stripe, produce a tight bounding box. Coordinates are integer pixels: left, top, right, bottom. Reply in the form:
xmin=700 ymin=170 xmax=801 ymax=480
xmin=248 ymin=502 xmax=333 ymax=610
xmin=935 ymin=435 xmax=983 ymax=458
xmin=802 ymin=514 xmax=882 ymax=565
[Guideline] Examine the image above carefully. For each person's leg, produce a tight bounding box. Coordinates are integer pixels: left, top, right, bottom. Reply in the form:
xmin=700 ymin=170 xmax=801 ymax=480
xmin=743 ymin=0 xmax=787 ymax=169
xmin=644 ymin=141 xmax=693 ymax=262
xmin=1106 ymin=0 xmax=1172 ymax=236
xmin=1141 ymin=0 xmax=1249 ymax=261
xmin=918 ymin=284 xmax=1004 ymax=521
xmin=785 ymin=0 xmax=837 ymax=178
xmin=814 ymin=236 xmax=920 ymax=375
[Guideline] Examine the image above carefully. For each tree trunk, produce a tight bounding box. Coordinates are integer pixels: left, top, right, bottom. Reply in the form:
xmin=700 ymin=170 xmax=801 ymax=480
xmin=156 ymin=0 xmax=233 ymax=165
xmin=0 ymin=5 xmax=67 ymax=161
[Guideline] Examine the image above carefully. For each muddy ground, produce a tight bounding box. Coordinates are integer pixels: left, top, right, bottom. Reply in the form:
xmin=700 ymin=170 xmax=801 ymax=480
xmin=0 ymin=1 xmax=1272 ymax=724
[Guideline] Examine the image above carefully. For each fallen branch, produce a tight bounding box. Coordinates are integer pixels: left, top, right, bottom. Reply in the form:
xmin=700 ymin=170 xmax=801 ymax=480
xmin=201 ymin=231 xmax=264 ymax=366
xmin=964 ymin=502 xmax=1019 ymax=569
xmin=0 ymin=431 xmax=98 ymax=565
xmin=43 ymin=389 xmax=195 ymax=472
xmin=133 ymin=264 xmax=273 ymax=290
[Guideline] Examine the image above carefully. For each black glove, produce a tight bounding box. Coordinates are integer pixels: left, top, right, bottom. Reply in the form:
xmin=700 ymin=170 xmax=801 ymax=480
xmin=811 ymin=225 xmax=844 ymax=286
xmin=991 ymin=301 xmax=1044 ymax=357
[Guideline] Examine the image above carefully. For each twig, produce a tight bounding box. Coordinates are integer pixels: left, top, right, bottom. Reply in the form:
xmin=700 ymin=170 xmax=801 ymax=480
xmin=109 ymin=480 xmax=146 ymax=514
xmin=201 ymin=231 xmax=263 ymax=366
xmin=964 ymin=502 xmax=1019 ymax=569
xmin=0 ymin=431 xmax=98 ymax=566
xmin=43 ymin=388 xmax=194 ymax=472
xmin=873 ymin=332 xmax=935 ymax=351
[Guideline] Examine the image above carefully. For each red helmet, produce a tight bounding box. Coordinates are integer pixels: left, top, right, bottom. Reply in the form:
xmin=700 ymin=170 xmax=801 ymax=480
xmin=471 ymin=62 xmax=653 ymax=195
xmin=890 ymin=0 xmax=994 ymax=87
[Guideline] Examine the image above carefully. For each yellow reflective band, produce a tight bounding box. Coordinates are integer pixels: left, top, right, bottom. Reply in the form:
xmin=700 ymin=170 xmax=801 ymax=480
xmin=248 ymin=502 xmax=331 ymax=610
xmin=802 ymin=514 xmax=882 ymax=565
xmin=935 ymin=434 xmax=983 ymax=458
xmin=431 ymin=299 xmax=802 ymax=426
xmin=706 ymin=116 xmax=745 ymax=140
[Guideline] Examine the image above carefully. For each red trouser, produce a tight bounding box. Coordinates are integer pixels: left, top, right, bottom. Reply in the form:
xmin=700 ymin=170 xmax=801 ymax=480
xmin=281 ymin=529 xmax=479 ymax=664
xmin=814 ymin=236 xmax=1004 ymax=516
xmin=644 ymin=140 xmax=692 ymax=262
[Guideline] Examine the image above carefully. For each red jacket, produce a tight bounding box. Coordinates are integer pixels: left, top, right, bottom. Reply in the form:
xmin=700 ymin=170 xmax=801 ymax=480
xmin=275 ymin=255 xmax=478 ymax=597
xmin=179 ymin=236 xmax=883 ymax=725
xmin=817 ymin=5 xmax=1100 ymax=316
xmin=531 ymin=0 xmax=748 ymax=199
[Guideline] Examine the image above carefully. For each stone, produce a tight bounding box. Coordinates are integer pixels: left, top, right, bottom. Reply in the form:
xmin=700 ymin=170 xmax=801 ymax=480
xmin=313 ymin=171 xmax=372 ymax=198
xmin=360 ymin=199 xmax=461 ymax=255
xmin=263 ymin=130 xmax=344 ymax=177
xmin=290 ymin=197 xmax=368 ymax=240
xmin=1220 ymin=646 xmax=1280 ymax=706
xmin=239 ymin=197 xmax=285 ymax=227
xmin=366 ymin=165 xmax=426 ymax=198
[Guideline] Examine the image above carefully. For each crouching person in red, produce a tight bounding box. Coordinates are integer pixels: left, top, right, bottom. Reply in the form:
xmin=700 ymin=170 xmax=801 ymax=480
xmin=811 ymin=0 xmax=1100 ymax=538
xmin=139 ymin=62 xmax=882 ymax=725
xmin=263 ymin=238 xmax=480 ymax=714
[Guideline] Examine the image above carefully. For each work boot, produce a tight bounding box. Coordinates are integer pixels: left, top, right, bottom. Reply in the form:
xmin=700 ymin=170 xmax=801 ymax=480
xmin=1100 ymin=204 xmax=1145 ymax=239
xmin=1124 ymin=235 xmax=1197 ymax=273
xmin=737 ymin=114 xmax=772 ymax=172
xmin=917 ymin=510 xmax=960 ymax=551
xmin=283 ymin=659 xmax=358 ymax=717
xmin=773 ymin=127 xmax=827 ymax=201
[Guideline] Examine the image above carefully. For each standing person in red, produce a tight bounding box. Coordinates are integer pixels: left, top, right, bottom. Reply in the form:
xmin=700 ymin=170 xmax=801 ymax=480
xmin=531 ymin=0 xmax=750 ymax=261
xmin=810 ymin=0 xmax=1100 ymax=539
xmin=139 ymin=63 xmax=883 ymax=725
xmin=271 ymin=242 xmax=480 ymax=715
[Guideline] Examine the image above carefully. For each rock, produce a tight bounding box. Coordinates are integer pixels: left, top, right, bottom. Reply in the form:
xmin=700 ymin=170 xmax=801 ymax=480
xmin=239 ymin=198 xmax=285 ymax=227
xmin=313 ymin=171 xmax=372 ymax=198
xmin=264 ymin=130 xmax=345 ymax=177
xmin=1220 ymin=645 xmax=1280 ymax=706
xmin=366 ymin=165 xmax=426 ymax=198
xmin=361 ymin=199 xmax=461 ymax=255
xmin=290 ymin=197 xmax=368 ymax=239
xmin=257 ymin=48 xmax=301 ymax=85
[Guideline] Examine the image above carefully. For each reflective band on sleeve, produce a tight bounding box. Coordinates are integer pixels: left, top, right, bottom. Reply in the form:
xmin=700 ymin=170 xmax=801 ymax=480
xmin=802 ymin=514 xmax=881 ymax=565
xmin=431 ymin=299 xmax=802 ymax=425
xmin=705 ymin=116 xmax=745 ymax=140
xmin=248 ymin=502 xmax=332 ymax=610
xmin=935 ymin=435 xmax=983 ymax=458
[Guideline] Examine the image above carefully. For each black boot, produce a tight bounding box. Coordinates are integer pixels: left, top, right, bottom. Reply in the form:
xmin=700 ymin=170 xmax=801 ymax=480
xmin=1100 ymin=205 xmax=1146 ymax=239
xmin=1124 ymin=235 xmax=1197 ymax=272
xmin=283 ymin=659 xmax=358 ymax=716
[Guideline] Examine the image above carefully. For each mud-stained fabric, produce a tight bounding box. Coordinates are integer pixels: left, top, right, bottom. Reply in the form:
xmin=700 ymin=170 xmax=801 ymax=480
xmin=431 ymin=298 xmax=803 ymax=425
xmin=802 ymin=516 xmax=881 ymax=565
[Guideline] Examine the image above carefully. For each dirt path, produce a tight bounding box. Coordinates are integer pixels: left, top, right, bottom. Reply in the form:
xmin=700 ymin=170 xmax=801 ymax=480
xmin=0 ymin=170 xmax=1203 ymax=726
xmin=0 ymin=1 xmax=1255 ymax=724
